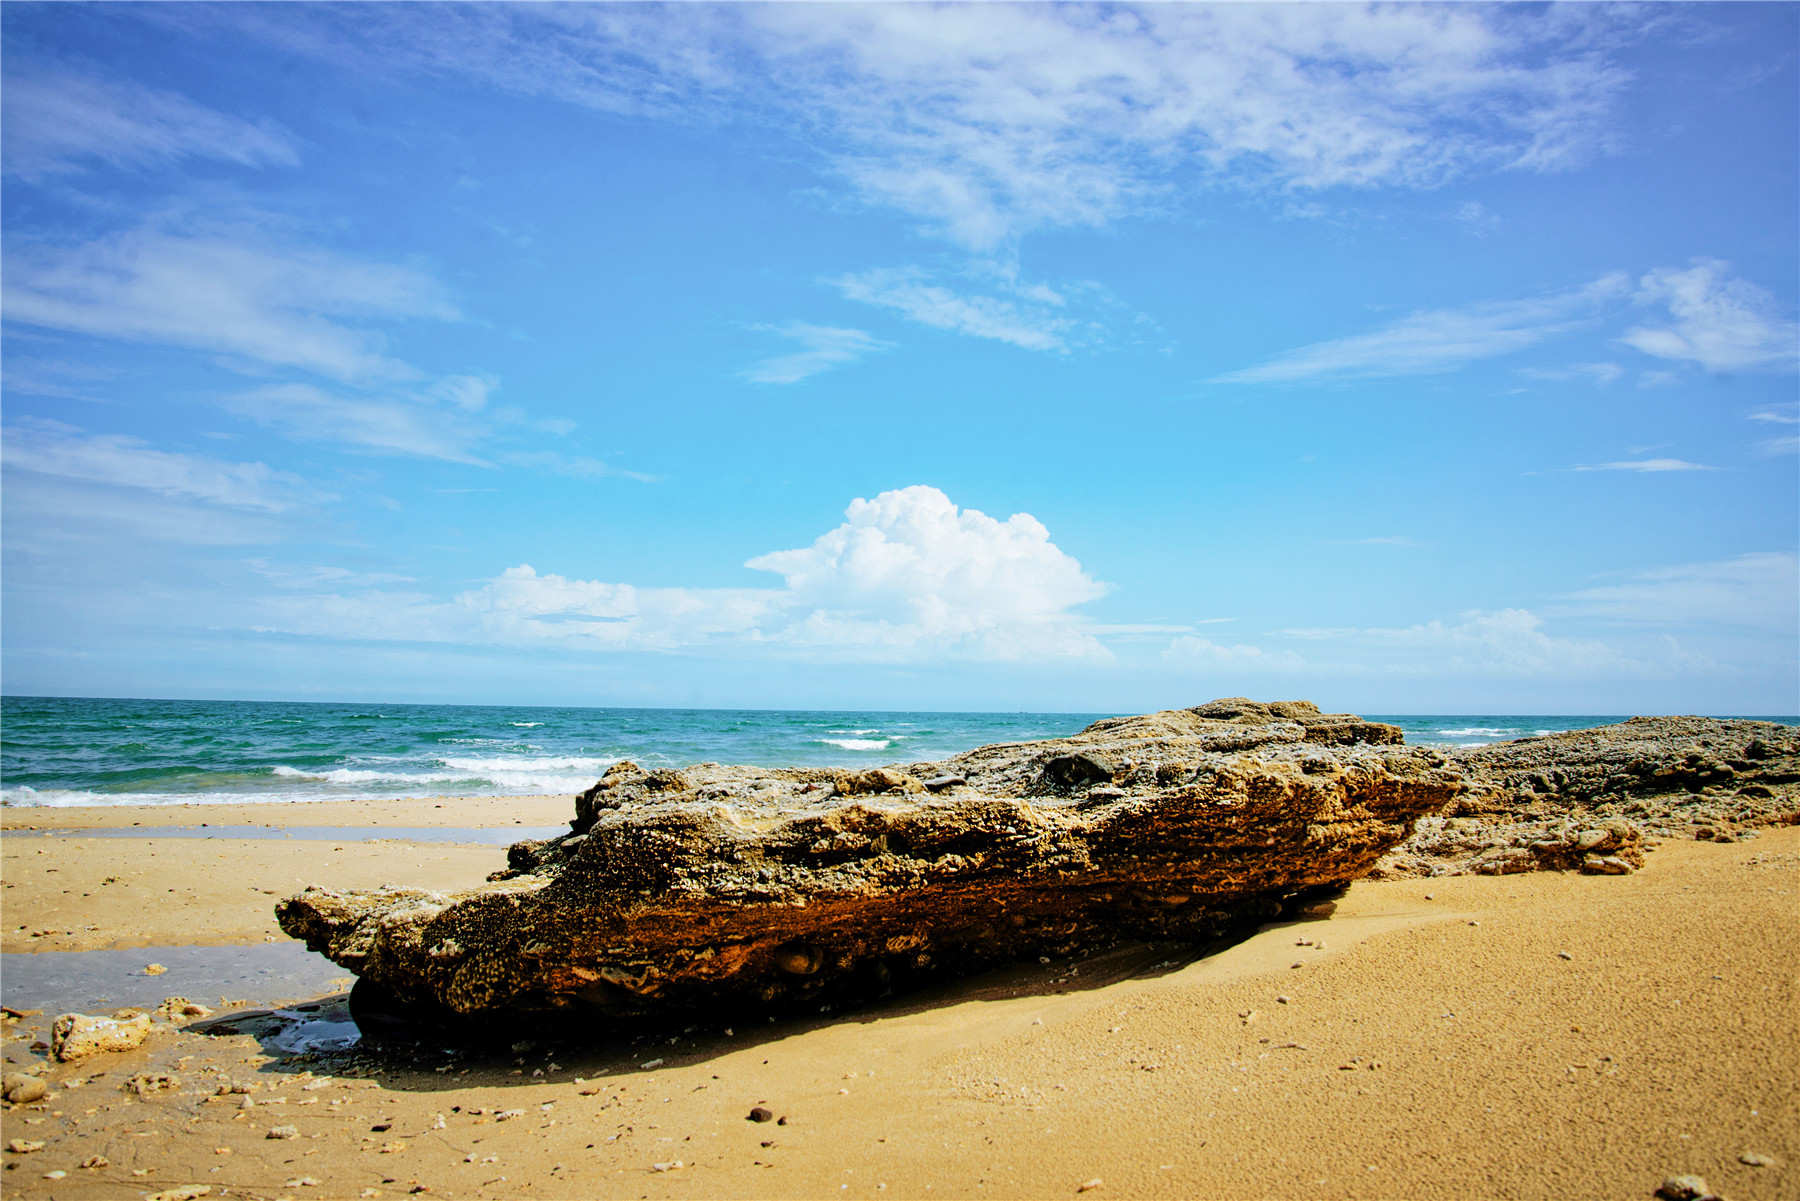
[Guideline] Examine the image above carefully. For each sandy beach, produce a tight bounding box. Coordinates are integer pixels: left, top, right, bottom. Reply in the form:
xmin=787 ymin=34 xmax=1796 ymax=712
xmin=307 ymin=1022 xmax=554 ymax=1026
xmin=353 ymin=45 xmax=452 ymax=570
xmin=2 ymin=797 xmax=1793 ymax=1200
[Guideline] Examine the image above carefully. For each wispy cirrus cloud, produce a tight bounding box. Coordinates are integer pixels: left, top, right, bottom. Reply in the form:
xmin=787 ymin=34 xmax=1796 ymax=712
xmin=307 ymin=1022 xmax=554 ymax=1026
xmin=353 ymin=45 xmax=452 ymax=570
xmin=1211 ymin=274 xmax=1630 ymax=384
xmin=1270 ymin=608 xmax=1661 ymax=678
xmin=1 ymin=61 xmax=298 ymax=180
xmin=1519 ymin=361 xmax=1624 ymax=385
xmin=1214 ymin=258 xmax=1799 ymax=385
xmin=740 ymin=322 xmax=892 ymax=384
xmin=1550 ymin=552 xmax=1798 ymax=630
xmin=219 ymin=382 xmax=494 ymax=465
xmin=2 ymin=223 xmax=457 ymax=384
xmin=830 ymin=265 xmax=1124 ymax=352
xmin=193 ymin=3 xmax=1634 ymax=252
xmin=1572 ymin=458 xmax=1714 ymax=473
xmin=2 ymin=417 xmax=331 ymax=512
xmin=1747 ymin=404 xmax=1798 ymax=456
xmin=1623 ymin=259 xmax=1800 ymax=373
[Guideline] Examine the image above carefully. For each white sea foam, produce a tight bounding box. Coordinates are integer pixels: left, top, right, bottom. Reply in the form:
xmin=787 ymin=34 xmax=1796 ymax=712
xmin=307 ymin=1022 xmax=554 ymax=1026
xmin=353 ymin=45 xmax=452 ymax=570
xmin=827 ymin=729 xmax=883 ymax=736
xmin=818 ymin=738 xmax=891 ymax=750
xmin=1437 ymin=728 xmax=1513 ymax=737
xmin=510 ymin=722 xmax=543 ymax=727
xmin=1 ymin=786 xmax=119 ymax=808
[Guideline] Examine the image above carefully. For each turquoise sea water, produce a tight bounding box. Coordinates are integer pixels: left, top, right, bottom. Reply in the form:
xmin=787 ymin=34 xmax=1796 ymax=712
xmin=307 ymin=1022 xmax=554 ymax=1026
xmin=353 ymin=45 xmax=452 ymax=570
xmin=3 ymin=696 xmax=1794 ymax=809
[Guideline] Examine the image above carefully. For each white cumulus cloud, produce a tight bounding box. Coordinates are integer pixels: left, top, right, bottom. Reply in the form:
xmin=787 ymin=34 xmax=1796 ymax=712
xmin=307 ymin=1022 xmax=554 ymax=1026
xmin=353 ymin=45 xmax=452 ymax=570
xmin=252 ymin=485 xmax=1112 ymax=662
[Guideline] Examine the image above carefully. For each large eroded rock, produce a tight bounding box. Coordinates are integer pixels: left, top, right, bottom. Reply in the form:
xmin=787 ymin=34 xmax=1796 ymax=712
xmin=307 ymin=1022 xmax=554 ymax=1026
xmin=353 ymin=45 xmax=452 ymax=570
xmin=277 ymin=700 xmax=1459 ymax=1020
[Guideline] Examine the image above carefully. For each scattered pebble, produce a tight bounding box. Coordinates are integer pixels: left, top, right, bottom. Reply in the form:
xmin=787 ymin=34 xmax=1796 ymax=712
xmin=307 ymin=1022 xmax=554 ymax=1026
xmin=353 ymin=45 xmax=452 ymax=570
xmin=1656 ymin=1175 xmax=1720 ymax=1201
xmin=43 ymin=1170 xmax=66 ymax=1180
xmin=749 ymin=1107 xmax=774 ymax=1122
xmin=7 ymin=1140 xmax=46 ymax=1154
xmin=651 ymin=1160 xmax=683 ymax=1172
xmin=79 ymin=1156 xmax=108 ymax=1169
xmin=640 ymin=1058 xmax=664 ymax=1070
xmin=1077 ymin=1178 xmax=1103 ymax=1193
xmin=143 ymin=963 xmax=167 ymax=976
xmin=266 ymin=1125 xmax=300 ymax=1140
xmin=1740 ymin=1152 xmax=1776 ymax=1167
xmin=1276 ymin=995 xmax=1290 ymax=1004
xmin=1557 ymin=951 xmax=1573 ymax=960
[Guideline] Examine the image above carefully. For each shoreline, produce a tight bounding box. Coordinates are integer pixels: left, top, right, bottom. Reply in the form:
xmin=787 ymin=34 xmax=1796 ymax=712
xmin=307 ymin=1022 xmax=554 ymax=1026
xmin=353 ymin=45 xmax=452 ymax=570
xmin=0 ymin=794 xmax=578 ymax=832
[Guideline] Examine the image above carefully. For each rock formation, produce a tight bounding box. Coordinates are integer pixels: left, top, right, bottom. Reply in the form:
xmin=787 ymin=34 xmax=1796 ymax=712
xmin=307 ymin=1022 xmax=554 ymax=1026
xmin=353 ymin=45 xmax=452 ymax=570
xmin=277 ymin=699 xmax=1459 ymax=1023
xmin=1375 ymin=716 xmax=1800 ymax=878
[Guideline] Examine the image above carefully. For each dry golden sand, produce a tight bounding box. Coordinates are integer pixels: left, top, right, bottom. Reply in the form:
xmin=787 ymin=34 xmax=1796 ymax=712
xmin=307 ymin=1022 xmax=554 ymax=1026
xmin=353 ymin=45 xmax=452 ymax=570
xmin=1 ymin=803 xmax=1795 ymax=1201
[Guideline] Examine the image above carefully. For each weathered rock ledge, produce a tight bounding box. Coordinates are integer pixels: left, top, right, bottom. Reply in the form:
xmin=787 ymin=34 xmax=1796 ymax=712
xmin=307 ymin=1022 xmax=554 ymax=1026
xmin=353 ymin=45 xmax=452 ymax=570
xmin=277 ymin=699 xmax=1458 ymax=1021
xmin=1375 ymin=715 xmax=1800 ymax=878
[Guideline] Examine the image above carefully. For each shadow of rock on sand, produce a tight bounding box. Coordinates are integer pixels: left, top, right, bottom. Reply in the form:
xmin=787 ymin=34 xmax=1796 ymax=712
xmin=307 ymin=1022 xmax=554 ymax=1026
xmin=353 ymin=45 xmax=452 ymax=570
xmin=189 ymin=918 xmax=1302 ymax=1094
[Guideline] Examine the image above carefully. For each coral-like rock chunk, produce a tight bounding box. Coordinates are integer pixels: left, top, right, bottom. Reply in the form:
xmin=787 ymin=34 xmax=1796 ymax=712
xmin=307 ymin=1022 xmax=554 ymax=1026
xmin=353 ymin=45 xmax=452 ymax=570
xmin=277 ymin=700 xmax=1459 ymax=1020
xmin=51 ymin=1012 xmax=151 ymax=1061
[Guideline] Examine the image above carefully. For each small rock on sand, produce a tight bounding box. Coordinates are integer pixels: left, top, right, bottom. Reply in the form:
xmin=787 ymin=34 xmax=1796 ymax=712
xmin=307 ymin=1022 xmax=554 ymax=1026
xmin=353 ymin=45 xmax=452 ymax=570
xmin=1656 ymin=1176 xmax=1722 ymax=1201
xmin=52 ymin=1011 xmax=152 ymax=1061
xmin=748 ymin=1107 xmax=774 ymax=1122
xmin=145 ymin=1188 xmax=211 ymax=1201
xmin=126 ymin=1072 xmax=180 ymax=1098
xmin=157 ymin=997 xmax=213 ymax=1020
xmin=1078 ymin=1178 xmax=1103 ymax=1193
xmin=143 ymin=963 xmax=167 ymax=976
xmin=1739 ymin=1152 xmax=1775 ymax=1167
xmin=266 ymin=1125 xmax=300 ymax=1140
xmin=7 ymin=1139 xmax=46 ymax=1154
xmin=2 ymin=1074 xmax=48 ymax=1105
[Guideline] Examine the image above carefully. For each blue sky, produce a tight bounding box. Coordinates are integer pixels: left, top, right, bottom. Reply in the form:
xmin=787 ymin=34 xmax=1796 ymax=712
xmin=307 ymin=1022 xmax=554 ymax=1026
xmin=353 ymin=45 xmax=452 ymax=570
xmin=2 ymin=2 xmax=1795 ymax=714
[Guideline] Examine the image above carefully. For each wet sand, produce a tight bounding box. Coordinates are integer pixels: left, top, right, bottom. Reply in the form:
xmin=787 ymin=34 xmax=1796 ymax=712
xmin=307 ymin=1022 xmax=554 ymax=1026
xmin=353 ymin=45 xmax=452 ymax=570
xmin=1 ymin=800 xmax=1794 ymax=1200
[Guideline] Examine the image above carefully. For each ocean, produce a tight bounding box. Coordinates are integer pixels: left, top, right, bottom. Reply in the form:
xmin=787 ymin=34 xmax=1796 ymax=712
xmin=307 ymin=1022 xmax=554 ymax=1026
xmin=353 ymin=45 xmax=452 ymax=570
xmin=2 ymin=696 xmax=1794 ymax=809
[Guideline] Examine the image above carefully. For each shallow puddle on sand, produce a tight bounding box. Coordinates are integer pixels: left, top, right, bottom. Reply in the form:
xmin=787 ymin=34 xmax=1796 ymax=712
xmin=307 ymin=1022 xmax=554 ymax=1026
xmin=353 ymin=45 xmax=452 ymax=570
xmin=0 ymin=942 xmax=352 ymax=1014
xmin=39 ymin=823 xmax=566 ymax=844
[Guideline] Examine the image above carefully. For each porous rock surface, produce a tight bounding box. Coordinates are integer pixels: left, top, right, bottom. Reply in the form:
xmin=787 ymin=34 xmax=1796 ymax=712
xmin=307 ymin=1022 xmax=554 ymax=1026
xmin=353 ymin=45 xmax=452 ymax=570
xmin=277 ymin=699 xmax=1458 ymax=1020
xmin=51 ymin=1012 xmax=151 ymax=1061
xmin=1375 ymin=716 xmax=1800 ymax=878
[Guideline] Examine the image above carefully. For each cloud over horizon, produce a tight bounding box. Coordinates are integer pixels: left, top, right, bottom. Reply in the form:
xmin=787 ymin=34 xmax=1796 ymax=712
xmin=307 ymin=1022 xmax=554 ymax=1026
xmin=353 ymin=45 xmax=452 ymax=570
xmin=253 ymin=486 xmax=1114 ymax=663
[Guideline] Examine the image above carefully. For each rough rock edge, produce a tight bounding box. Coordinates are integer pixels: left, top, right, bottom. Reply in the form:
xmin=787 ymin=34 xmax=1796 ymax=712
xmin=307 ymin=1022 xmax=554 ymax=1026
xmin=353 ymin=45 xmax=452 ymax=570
xmin=277 ymin=700 xmax=1454 ymax=1022
xmin=1372 ymin=715 xmax=1800 ymax=879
